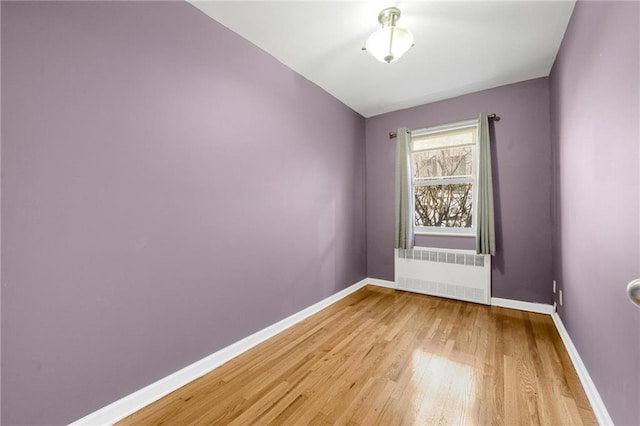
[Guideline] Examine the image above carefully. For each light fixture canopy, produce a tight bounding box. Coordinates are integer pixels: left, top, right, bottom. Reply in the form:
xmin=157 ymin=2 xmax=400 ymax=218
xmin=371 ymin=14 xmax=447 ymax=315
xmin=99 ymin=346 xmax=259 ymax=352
xmin=364 ymin=7 xmax=414 ymax=64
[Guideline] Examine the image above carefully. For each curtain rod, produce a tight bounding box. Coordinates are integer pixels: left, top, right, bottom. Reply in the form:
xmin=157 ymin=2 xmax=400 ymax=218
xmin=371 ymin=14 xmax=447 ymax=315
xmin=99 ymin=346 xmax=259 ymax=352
xmin=388 ymin=113 xmax=499 ymax=139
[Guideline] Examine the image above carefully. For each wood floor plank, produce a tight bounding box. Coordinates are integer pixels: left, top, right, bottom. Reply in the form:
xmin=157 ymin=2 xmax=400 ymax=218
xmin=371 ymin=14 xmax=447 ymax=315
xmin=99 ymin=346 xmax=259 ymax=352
xmin=118 ymin=286 xmax=597 ymax=425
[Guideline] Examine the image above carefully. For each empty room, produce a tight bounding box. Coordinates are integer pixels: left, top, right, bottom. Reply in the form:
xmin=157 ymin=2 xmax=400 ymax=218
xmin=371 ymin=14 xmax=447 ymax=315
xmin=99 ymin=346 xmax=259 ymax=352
xmin=1 ymin=0 xmax=639 ymax=425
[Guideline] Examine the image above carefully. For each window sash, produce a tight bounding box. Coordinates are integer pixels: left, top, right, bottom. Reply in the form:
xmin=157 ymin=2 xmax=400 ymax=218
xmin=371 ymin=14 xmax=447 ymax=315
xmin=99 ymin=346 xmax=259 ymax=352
xmin=414 ymin=176 xmax=473 ymax=186
xmin=411 ymin=119 xmax=478 ymax=137
xmin=414 ymin=225 xmax=474 ymax=236
xmin=411 ymin=120 xmax=479 ymax=236
xmin=413 ymin=144 xmax=474 ymax=153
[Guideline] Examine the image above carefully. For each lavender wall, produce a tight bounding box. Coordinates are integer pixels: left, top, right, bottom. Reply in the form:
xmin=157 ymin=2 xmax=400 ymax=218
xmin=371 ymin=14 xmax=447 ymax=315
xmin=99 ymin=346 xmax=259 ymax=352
xmin=0 ymin=3 xmax=3 ymax=422
xmin=0 ymin=2 xmax=366 ymax=424
xmin=549 ymin=2 xmax=640 ymax=424
xmin=366 ymin=78 xmax=553 ymax=303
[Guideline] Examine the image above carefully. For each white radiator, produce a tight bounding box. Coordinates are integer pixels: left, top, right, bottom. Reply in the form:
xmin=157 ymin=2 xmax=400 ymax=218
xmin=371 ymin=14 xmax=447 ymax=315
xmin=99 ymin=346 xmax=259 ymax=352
xmin=394 ymin=247 xmax=491 ymax=305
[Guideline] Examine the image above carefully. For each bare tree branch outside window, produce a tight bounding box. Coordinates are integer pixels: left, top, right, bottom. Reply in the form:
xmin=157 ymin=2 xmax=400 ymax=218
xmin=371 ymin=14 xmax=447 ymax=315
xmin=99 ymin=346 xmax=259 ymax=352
xmin=413 ymin=146 xmax=473 ymax=228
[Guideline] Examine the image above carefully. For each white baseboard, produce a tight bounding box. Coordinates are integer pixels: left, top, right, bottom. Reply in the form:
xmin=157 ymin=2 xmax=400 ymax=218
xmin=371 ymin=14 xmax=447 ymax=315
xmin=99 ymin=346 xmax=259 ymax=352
xmin=70 ymin=278 xmax=371 ymax=425
xmin=480 ymin=296 xmax=613 ymax=424
xmin=491 ymin=297 xmax=555 ymax=315
xmin=366 ymin=278 xmax=396 ymax=289
xmin=370 ymin=284 xmax=555 ymax=315
xmin=71 ymin=278 xmax=612 ymax=426
xmin=551 ymin=312 xmax=613 ymax=426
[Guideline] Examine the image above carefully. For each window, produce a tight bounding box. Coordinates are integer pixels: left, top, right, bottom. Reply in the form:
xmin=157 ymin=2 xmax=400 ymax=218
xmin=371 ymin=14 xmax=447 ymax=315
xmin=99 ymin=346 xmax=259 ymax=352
xmin=411 ymin=119 xmax=478 ymax=235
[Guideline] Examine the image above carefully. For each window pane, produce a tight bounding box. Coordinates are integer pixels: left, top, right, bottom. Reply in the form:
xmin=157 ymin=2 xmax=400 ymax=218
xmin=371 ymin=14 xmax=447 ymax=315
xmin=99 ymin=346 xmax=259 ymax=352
xmin=413 ymin=146 xmax=473 ymax=179
xmin=415 ymin=184 xmax=473 ymax=228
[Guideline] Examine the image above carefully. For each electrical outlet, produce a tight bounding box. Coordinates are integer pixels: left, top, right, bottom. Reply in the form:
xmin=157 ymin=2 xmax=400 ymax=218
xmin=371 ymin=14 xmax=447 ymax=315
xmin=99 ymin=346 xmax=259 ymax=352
xmin=553 ymin=280 xmax=557 ymax=294
xmin=559 ymin=290 xmax=563 ymax=306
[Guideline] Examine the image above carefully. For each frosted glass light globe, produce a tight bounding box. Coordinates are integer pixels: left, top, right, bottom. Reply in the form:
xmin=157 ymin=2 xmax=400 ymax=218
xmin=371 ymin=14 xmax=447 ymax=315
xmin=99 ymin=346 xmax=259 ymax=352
xmin=365 ymin=26 xmax=414 ymax=63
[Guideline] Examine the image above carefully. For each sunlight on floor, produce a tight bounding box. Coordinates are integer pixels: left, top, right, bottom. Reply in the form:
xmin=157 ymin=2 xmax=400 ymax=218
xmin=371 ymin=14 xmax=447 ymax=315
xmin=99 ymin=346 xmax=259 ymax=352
xmin=410 ymin=350 xmax=475 ymax=424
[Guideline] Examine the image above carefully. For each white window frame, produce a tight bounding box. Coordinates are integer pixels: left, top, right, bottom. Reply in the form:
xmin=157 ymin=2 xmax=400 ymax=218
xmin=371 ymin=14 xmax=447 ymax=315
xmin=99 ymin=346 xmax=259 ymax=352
xmin=411 ymin=119 xmax=479 ymax=237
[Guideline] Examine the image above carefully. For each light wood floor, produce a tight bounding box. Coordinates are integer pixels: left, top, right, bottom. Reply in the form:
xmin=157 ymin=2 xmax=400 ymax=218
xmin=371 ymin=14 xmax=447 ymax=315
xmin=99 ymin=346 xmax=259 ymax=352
xmin=119 ymin=285 xmax=597 ymax=425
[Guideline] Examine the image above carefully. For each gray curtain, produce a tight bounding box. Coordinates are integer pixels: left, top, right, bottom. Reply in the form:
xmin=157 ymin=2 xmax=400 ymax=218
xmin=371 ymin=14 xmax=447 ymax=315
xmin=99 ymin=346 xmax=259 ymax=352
xmin=394 ymin=127 xmax=414 ymax=250
xmin=476 ymin=113 xmax=496 ymax=255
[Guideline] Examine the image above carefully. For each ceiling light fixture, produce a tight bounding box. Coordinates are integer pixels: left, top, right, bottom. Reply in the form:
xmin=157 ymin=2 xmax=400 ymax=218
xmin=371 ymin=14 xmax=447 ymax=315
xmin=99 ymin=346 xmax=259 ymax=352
xmin=363 ymin=7 xmax=414 ymax=64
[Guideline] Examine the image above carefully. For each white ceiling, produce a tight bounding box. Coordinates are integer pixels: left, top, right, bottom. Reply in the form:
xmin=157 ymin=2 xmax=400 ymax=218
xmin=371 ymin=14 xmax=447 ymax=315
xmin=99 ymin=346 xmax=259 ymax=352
xmin=189 ymin=1 xmax=575 ymax=118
